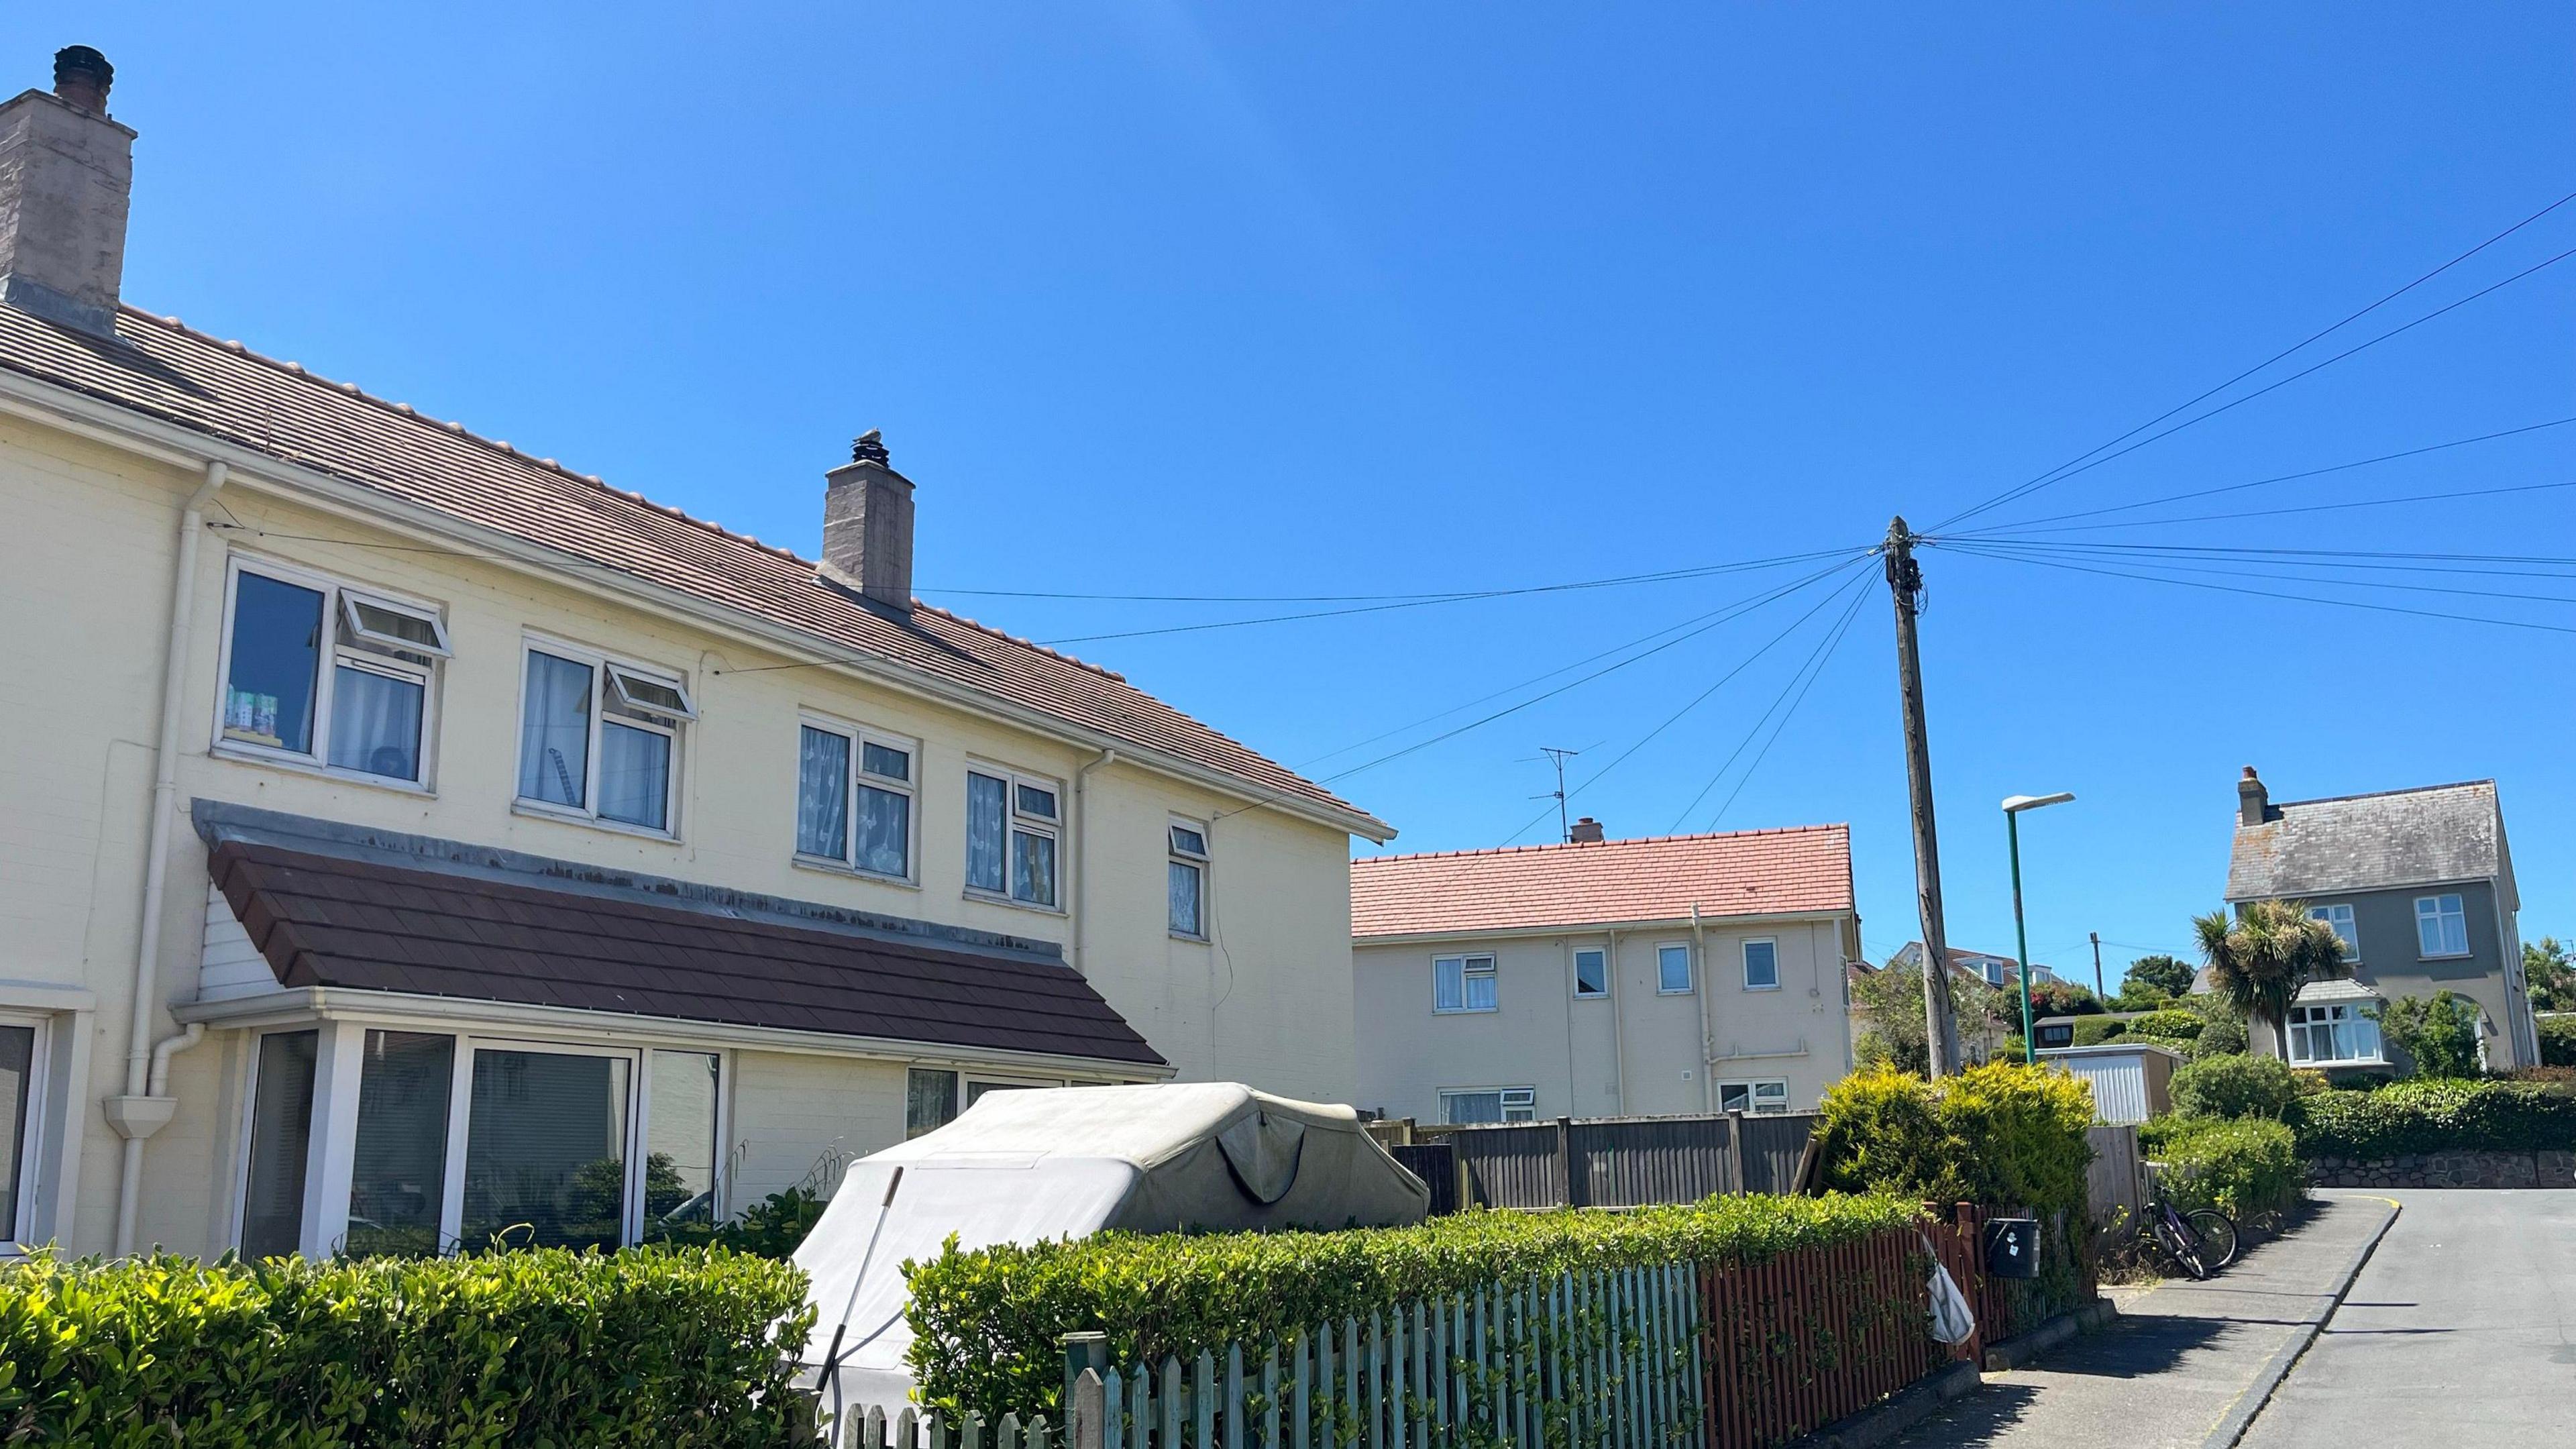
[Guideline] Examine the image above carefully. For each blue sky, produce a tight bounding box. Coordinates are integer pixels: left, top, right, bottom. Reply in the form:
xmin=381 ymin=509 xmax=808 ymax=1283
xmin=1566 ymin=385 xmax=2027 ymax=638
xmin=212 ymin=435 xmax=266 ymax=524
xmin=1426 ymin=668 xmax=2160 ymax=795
xmin=35 ymin=3 xmax=2572 ymax=990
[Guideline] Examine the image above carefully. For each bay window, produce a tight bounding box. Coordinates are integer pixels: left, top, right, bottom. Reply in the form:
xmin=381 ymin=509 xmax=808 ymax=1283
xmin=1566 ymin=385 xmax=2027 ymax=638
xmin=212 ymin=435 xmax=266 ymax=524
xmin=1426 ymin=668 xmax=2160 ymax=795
xmin=217 ymin=558 xmax=448 ymax=786
xmin=965 ymin=767 xmax=1059 ymax=908
xmin=796 ymin=718 xmax=916 ymax=879
xmin=2286 ymin=1002 xmax=2382 ymax=1066
xmin=516 ymin=641 xmax=694 ymax=834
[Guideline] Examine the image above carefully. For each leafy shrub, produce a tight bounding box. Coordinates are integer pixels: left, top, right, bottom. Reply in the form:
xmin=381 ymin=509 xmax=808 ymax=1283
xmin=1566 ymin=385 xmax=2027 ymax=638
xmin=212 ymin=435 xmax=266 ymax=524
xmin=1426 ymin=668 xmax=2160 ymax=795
xmin=0 ymin=1246 xmax=814 ymax=1448
xmin=2369 ymin=991 xmax=2484 ymax=1079
xmin=2291 ymin=1077 xmax=2576 ymax=1158
xmin=2536 ymin=1014 xmax=2576 ymax=1069
xmin=2170 ymin=1055 xmax=2298 ymax=1120
xmin=1814 ymin=1063 xmax=2095 ymax=1220
xmin=2071 ymin=1016 xmax=2129 ymax=1046
xmin=903 ymin=1191 xmax=1921 ymax=1419
xmin=2127 ymin=1010 xmax=2203 ymax=1041
xmin=2139 ymin=1117 xmax=2303 ymax=1221
xmin=647 ymin=1184 xmax=830 ymax=1258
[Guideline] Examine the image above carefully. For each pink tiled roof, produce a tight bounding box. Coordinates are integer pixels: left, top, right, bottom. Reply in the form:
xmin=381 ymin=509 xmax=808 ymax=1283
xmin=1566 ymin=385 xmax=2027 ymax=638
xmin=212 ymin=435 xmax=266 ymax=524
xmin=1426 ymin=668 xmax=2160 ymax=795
xmin=0 ymin=305 xmax=1381 ymax=832
xmin=1351 ymin=825 xmax=1854 ymax=938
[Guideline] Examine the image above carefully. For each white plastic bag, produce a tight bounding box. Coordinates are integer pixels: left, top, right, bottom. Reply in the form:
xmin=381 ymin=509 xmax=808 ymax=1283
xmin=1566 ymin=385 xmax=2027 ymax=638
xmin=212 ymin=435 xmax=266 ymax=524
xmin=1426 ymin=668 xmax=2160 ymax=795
xmin=1923 ymin=1233 xmax=1977 ymax=1346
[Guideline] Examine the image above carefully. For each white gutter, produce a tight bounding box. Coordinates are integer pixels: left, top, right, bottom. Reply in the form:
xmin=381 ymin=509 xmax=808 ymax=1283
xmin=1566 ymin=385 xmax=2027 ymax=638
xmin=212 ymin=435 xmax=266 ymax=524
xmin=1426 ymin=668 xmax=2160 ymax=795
xmin=107 ymin=459 xmax=225 ymax=1257
xmin=0 ymin=374 xmax=1396 ymax=844
xmin=1071 ymin=748 xmax=1118 ymax=975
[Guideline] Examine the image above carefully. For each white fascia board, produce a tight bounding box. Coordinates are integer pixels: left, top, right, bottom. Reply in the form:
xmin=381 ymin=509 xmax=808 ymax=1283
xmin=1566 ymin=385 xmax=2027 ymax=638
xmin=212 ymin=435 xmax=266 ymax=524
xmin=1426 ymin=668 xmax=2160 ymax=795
xmin=168 ymin=986 xmax=1175 ymax=1081
xmin=1353 ymin=908 xmax=1856 ymax=949
xmin=0 ymin=372 xmax=1395 ymax=844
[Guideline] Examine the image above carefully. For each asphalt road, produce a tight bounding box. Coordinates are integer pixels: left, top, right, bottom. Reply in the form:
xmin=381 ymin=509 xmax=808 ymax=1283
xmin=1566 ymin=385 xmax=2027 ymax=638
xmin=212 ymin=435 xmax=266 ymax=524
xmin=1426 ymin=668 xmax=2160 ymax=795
xmin=2242 ymin=1189 xmax=2576 ymax=1445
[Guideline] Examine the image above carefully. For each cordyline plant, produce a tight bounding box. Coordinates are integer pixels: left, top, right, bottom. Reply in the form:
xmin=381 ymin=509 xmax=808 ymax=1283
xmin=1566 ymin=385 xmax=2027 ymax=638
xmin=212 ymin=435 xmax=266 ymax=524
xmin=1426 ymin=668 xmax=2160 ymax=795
xmin=2194 ymin=900 xmax=2349 ymax=1057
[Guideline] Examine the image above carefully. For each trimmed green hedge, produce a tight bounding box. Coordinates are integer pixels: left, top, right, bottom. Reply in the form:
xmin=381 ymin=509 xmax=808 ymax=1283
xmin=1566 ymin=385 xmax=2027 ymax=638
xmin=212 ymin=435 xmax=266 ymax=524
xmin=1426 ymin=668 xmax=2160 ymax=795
xmin=2125 ymin=1010 xmax=2203 ymax=1041
xmin=902 ymin=1192 xmax=1923 ymax=1420
xmin=0 ymin=1246 xmax=814 ymax=1448
xmin=2538 ymin=1016 xmax=2576 ymax=1069
xmin=2291 ymin=1078 xmax=2576 ymax=1159
xmin=2137 ymin=1117 xmax=2302 ymax=1221
xmin=2170 ymin=1055 xmax=2299 ymax=1121
xmin=2071 ymin=1016 xmax=2129 ymax=1046
xmin=1813 ymin=1063 xmax=2096 ymax=1221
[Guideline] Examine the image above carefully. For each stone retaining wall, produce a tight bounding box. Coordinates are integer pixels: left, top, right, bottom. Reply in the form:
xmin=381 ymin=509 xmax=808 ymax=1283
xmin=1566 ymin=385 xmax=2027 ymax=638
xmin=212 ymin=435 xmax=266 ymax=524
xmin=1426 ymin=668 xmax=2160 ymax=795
xmin=2306 ymin=1148 xmax=2576 ymax=1189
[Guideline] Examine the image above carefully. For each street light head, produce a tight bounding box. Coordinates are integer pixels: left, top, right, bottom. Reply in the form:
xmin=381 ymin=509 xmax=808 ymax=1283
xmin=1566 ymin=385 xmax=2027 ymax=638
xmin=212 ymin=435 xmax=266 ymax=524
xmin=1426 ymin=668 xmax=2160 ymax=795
xmin=2001 ymin=792 xmax=2076 ymax=813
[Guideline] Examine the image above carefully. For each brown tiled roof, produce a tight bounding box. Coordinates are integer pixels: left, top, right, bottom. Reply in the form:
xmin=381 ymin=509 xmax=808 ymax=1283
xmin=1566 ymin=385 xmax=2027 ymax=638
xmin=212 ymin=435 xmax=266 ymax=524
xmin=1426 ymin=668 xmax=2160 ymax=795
xmin=1350 ymin=825 xmax=1854 ymax=939
xmin=209 ymin=839 xmax=1166 ymax=1067
xmin=0 ymin=305 xmax=1376 ymax=829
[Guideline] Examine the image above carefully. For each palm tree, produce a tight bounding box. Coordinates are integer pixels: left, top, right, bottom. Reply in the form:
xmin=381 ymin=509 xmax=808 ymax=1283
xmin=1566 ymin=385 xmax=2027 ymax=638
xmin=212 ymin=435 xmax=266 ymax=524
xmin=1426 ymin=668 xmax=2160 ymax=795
xmin=2193 ymin=900 xmax=2351 ymax=1057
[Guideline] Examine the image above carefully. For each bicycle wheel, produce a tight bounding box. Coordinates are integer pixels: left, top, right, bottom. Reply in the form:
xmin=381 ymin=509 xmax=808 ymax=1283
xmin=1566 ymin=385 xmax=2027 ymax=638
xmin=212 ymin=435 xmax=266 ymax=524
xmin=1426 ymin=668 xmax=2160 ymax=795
xmin=2186 ymin=1210 xmax=2241 ymax=1270
xmin=2152 ymin=1212 xmax=2209 ymax=1280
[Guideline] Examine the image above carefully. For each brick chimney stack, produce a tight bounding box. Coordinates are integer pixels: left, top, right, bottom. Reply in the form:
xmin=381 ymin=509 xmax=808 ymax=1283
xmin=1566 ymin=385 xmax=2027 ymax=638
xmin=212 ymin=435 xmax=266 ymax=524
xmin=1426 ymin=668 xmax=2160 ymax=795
xmin=820 ymin=430 xmax=916 ymax=611
xmin=2238 ymin=767 xmax=2271 ymax=828
xmin=1569 ymin=816 xmax=1605 ymax=844
xmin=0 ymin=46 xmax=136 ymax=337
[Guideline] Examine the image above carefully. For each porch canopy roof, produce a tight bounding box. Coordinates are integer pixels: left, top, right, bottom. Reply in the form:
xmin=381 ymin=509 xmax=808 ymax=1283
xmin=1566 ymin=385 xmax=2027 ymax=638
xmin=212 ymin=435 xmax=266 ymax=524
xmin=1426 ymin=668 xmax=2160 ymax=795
xmin=204 ymin=828 xmax=1165 ymax=1068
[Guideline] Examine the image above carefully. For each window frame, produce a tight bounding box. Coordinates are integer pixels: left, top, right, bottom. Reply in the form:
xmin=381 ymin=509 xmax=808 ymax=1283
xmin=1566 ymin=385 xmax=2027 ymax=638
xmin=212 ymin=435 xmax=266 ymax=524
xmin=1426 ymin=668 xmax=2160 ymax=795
xmin=1717 ymin=1078 xmax=1792 ymax=1115
xmin=1572 ymin=947 xmax=1609 ymax=1000
xmin=2285 ymin=1002 xmax=2385 ymax=1067
xmin=1440 ymin=1086 xmax=1537 ymax=1124
xmin=792 ymin=712 xmax=919 ymax=883
xmin=1433 ymin=953 xmax=1500 ymax=1014
xmin=1741 ymin=938 xmax=1781 ymax=991
xmin=1167 ymin=818 xmax=1210 ymax=940
xmin=963 ymin=764 xmax=1065 ymax=910
xmin=513 ymin=635 xmax=691 ymax=839
xmin=0 ymin=1012 xmax=50 ymax=1251
xmin=1656 ymin=941 xmax=1695 ymax=996
xmin=213 ymin=553 xmax=447 ymax=791
xmin=230 ymin=1027 xmax=732 ymax=1258
xmin=2307 ymin=903 xmax=2361 ymax=962
xmin=2414 ymin=894 xmax=2471 ymax=959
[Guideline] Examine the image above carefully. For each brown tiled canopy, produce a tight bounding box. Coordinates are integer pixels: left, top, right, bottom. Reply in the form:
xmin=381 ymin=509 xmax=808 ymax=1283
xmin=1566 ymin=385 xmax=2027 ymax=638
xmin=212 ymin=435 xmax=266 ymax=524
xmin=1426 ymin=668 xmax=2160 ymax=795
xmin=209 ymin=839 xmax=1165 ymax=1067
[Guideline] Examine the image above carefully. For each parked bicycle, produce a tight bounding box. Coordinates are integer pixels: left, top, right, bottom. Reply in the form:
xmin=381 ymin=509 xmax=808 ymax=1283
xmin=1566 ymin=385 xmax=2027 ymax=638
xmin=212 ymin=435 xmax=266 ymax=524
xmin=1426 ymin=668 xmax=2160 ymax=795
xmin=2139 ymin=1161 xmax=2240 ymax=1279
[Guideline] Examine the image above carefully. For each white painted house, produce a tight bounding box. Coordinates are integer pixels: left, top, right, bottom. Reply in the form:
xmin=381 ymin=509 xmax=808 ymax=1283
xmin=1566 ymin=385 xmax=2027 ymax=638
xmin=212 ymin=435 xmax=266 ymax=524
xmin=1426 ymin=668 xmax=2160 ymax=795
xmin=0 ymin=48 xmax=1390 ymax=1260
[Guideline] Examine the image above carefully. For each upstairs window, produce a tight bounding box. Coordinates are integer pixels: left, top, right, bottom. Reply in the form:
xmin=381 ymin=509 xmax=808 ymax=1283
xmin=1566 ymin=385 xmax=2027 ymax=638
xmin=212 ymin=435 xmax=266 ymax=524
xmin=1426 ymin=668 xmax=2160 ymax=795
xmin=2414 ymin=895 xmax=2469 ymax=957
xmin=218 ymin=559 xmax=448 ymax=786
xmin=795 ymin=718 xmax=914 ymax=879
xmin=966 ymin=768 xmax=1059 ymax=908
xmin=1742 ymin=939 xmax=1780 ymax=990
xmin=2307 ymin=904 xmax=2360 ymax=961
xmin=1573 ymin=948 xmax=1609 ymax=998
xmin=1168 ymin=820 xmax=1209 ymax=937
xmin=1657 ymin=943 xmax=1695 ymax=995
xmin=517 ymin=641 xmax=693 ymax=834
xmin=1434 ymin=954 xmax=1499 ymax=1014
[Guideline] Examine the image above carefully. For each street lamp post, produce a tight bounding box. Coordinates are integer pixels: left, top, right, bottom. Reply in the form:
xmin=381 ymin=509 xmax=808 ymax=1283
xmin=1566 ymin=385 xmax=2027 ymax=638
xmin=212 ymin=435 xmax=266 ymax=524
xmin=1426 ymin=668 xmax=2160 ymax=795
xmin=2002 ymin=792 xmax=2076 ymax=1065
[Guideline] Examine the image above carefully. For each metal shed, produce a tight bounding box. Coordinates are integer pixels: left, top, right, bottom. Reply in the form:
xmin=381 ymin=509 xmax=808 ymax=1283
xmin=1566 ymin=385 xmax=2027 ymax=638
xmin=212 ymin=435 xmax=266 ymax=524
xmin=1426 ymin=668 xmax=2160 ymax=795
xmin=2036 ymin=1042 xmax=2183 ymax=1124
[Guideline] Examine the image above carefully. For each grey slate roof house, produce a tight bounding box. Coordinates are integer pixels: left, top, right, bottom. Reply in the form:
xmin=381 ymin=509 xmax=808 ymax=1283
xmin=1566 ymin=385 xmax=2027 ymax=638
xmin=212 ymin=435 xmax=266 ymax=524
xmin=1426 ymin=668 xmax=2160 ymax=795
xmin=2224 ymin=768 xmax=2537 ymax=1071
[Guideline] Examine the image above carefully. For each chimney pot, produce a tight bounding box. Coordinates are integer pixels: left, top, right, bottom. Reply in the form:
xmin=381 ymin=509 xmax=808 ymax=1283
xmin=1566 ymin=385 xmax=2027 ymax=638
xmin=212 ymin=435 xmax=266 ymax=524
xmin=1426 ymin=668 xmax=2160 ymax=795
xmin=52 ymin=45 xmax=112 ymax=113
xmin=2237 ymin=767 xmax=2271 ymax=828
xmin=820 ymin=431 xmax=916 ymax=611
xmin=1569 ymin=816 xmax=1605 ymax=844
xmin=0 ymin=46 xmax=136 ymax=337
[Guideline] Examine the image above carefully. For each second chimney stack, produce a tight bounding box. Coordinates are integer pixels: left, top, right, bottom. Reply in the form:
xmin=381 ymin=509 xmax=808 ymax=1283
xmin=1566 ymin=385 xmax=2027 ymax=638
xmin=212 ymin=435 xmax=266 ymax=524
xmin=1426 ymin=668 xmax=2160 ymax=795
xmin=1569 ymin=816 xmax=1605 ymax=844
xmin=2237 ymin=766 xmax=2271 ymax=828
xmin=820 ymin=430 xmax=916 ymax=610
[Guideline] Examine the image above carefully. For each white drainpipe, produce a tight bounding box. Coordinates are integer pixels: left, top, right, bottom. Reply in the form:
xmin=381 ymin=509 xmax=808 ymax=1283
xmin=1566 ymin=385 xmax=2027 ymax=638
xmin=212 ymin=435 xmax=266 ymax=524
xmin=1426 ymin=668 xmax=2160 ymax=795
xmin=1693 ymin=904 xmax=1714 ymax=1114
xmin=109 ymin=459 xmax=226 ymax=1256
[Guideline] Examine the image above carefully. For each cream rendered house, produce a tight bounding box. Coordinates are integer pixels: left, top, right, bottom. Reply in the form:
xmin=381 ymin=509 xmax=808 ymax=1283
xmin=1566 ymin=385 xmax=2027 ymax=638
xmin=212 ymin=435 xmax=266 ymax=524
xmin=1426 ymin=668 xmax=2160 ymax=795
xmin=0 ymin=48 xmax=1389 ymax=1260
xmin=1352 ymin=820 xmax=1858 ymax=1124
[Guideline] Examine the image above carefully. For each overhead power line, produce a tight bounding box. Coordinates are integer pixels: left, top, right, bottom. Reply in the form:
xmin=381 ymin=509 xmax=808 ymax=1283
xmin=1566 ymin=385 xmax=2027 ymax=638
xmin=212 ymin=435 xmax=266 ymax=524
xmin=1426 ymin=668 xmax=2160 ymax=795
xmin=1693 ymin=585 xmax=1873 ymax=833
xmin=1933 ymin=188 xmax=2576 ymax=532
xmin=1949 ymin=539 xmax=2576 ymax=607
xmin=1947 ymin=474 xmax=2576 ymax=537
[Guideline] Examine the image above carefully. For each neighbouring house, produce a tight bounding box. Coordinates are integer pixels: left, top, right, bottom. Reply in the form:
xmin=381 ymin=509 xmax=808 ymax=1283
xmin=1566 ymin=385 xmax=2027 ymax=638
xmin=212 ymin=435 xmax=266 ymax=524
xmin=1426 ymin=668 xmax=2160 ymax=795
xmin=1877 ymin=942 xmax=2063 ymax=1063
xmin=2226 ymin=767 xmax=2537 ymax=1071
xmin=0 ymin=49 xmax=1391 ymax=1260
xmin=1350 ymin=819 xmax=1860 ymax=1124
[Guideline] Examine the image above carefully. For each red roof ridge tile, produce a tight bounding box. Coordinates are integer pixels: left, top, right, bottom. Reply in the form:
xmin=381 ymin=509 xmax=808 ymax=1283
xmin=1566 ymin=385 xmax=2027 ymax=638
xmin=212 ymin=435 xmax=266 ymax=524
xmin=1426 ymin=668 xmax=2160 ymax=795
xmin=1353 ymin=822 xmax=1847 ymax=867
xmin=116 ymin=304 xmax=818 ymax=570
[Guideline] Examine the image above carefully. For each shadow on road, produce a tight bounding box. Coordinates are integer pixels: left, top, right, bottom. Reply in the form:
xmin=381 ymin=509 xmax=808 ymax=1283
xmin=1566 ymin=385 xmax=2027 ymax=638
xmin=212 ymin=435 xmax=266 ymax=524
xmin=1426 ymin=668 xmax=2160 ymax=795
xmin=1995 ymin=1311 xmax=2231 ymax=1381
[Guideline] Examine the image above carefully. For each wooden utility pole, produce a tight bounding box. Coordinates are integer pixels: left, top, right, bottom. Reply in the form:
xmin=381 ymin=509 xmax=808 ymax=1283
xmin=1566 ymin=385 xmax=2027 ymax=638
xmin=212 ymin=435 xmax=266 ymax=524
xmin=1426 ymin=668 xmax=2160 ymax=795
xmin=1885 ymin=518 xmax=1963 ymax=1077
xmin=2090 ymin=931 xmax=2106 ymax=1002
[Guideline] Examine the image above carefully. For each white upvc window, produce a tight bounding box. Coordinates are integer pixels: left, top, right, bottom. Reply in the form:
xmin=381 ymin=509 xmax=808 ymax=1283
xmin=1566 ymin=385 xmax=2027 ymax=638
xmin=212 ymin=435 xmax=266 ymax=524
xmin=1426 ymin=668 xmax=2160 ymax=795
xmin=236 ymin=1025 xmax=728 ymax=1258
xmin=1741 ymin=938 xmax=1781 ymax=990
xmin=2308 ymin=904 xmax=2360 ymax=961
xmin=1657 ymin=942 xmax=1695 ymax=995
xmin=1572 ymin=947 xmax=1609 ymax=999
xmin=2286 ymin=1003 xmax=2383 ymax=1067
xmin=1441 ymin=1086 xmax=1536 ymax=1124
xmin=2415 ymin=894 xmax=2470 ymax=958
xmin=1168 ymin=820 xmax=1210 ymax=938
xmin=965 ymin=767 xmax=1061 ymax=908
xmin=0 ymin=1014 xmax=49 ymax=1250
xmin=216 ymin=556 xmax=449 ymax=788
xmin=1434 ymin=953 xmax=1499 ymax=1014
xmin=904 ymin=1067 xmax=1073 ymax=1139
xmin=1719 ymin=1079 xmax=1791 ymax=1115
xmin=794 ymin=716 xmax=916 ymax=880
xmin=515 ymin=639 xmax=693 ymax=835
